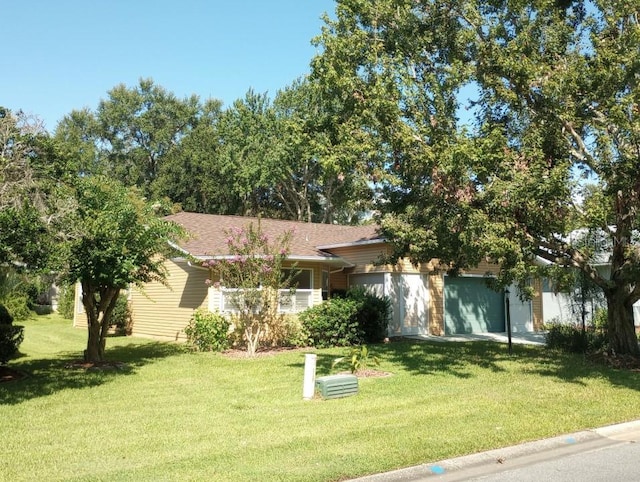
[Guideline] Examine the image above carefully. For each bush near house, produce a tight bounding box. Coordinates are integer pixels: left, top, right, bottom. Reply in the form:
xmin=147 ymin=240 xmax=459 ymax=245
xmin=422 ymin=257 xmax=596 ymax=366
xmin=232 ymin=312 xmax=308 ymax=349
xmin=300 ymin=289 xmax=391 ymax=348
xmin=184 ymin=309 xmax=231 ymax=352
xmin=544 ymin=309 xmax=609 ymax=354
xmin=348 ymin=287 xmax=392 ymax=344
xmin=185 ymin=288 xmax=390 ymax=351
xmin=300 ymin=296 xmax=361 ymax=348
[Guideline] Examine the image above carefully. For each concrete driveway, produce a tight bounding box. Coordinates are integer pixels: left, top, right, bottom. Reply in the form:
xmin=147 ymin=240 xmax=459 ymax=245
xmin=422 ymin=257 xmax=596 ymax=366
xmin=408 ymin=332 xmax=546 ymax=346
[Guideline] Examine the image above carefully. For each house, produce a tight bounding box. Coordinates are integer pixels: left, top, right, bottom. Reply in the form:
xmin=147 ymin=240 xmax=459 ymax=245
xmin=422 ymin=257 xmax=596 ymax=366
xmin=536 ymin=228 xmax=640 ymax=330
xmin=73 ymin=212 xmax=544 ymax=340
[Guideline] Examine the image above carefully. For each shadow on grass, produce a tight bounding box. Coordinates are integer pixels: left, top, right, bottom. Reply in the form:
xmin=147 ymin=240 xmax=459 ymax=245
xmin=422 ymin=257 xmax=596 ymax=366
xmin=0 ymin=341 xmax=184 ymax=406
xmin=292 ymin=339 xmax=640 ymax=392
xmin=382 ymin=340 xmax=509 ymax=378
xmin=384 ymin=339 xmax=640 ymax=390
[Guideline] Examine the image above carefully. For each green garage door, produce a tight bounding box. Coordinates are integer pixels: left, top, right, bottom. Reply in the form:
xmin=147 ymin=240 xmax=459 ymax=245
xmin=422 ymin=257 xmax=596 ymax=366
xmin=444 ymin=277 xmax=505 ymax=334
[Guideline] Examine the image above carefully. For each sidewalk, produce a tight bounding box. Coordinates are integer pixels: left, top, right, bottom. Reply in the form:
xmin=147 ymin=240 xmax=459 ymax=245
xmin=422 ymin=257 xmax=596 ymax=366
xmin=349 ymin=419 xmax=640 ymax=481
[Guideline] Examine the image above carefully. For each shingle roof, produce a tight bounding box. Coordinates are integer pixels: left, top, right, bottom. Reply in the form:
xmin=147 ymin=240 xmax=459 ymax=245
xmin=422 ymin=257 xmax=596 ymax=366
xmin=165 ymin=212 xmax=382 ymax=259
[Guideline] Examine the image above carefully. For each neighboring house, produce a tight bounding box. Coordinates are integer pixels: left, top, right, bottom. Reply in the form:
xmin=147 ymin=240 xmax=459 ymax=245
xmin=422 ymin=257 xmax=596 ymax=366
xmin=541 ymin=265 xmax=640 ymax=331
xmin=536 ymin=228 xmax=640 ymax=330
xmin=73 ymin=212 xmax=544 ymax=340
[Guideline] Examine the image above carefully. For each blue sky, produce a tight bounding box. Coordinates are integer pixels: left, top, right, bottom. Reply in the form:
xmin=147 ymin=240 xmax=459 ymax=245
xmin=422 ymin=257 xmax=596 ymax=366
xmin=3 ymin=0 xmax=336 ymax=131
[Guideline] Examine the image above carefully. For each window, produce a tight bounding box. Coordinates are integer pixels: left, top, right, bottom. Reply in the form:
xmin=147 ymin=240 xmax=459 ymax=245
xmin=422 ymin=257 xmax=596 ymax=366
xmin=282 ymin=268 xmax=312 ymax=290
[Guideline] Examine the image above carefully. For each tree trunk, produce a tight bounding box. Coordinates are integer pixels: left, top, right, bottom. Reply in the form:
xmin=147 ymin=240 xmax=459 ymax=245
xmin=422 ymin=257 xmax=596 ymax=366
xmin=82 ymin=284 xmax=120 ymax=363
xmin=606 ymin=289 xmax=640 ymax=356
xmin=85 ymin=308 xmax=104 ymax=362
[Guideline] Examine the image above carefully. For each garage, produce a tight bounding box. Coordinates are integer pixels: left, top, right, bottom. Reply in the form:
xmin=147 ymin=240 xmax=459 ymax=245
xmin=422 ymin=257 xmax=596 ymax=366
xmin=444 ymin=276 xmax=505 ymax=335
xmin=349 ymin=273 xmax=428 ymax=336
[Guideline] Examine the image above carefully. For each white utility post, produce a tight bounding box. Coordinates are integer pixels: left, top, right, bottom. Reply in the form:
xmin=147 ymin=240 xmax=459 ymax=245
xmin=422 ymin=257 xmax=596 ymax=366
xmin=302 ymin=353 xmax=317 ymax=400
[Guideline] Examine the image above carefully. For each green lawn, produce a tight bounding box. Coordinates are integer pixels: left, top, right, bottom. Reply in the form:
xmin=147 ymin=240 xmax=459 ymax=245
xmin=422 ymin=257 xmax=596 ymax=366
xmin=2 ymin=314 xmax=640 ymax=481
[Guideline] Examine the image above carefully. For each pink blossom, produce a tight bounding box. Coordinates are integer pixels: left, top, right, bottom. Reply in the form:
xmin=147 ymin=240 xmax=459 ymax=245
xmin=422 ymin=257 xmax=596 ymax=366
xmin=213 ymin=281 xmax=221 ymax=289
xmin=205 ymin=279 xmax=212 ymax=286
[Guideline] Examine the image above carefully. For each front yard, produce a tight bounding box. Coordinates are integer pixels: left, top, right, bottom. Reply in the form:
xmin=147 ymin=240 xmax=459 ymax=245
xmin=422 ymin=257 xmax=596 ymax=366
xmin=2 ymin=314 xmax=640 ymax=481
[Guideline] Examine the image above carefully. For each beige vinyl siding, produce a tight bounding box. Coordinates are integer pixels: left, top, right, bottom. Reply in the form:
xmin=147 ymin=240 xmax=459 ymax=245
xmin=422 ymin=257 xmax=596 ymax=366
xmin=129 ymin=259 xmax=209 ymax=341
xmin=326 ymin=244 xmax=389 ymax=272
xmin=461 ymin=260 xmax=500 ymax=276
xmin=532 ymin=278 xmax=543 ymax=330
xmin=429 ymin=273 xmax=445 ymax=335
xmin=328 ymin=244 xmax=435 ymax=275
xmin=330 ymin=269 xmax=348 ymax=293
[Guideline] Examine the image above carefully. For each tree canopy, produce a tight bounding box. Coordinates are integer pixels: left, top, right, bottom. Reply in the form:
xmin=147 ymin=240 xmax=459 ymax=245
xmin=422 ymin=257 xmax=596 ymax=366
xmin=0 ymin=108 xmax=55 ymax=269
xmin=312 ymin=0 xmax=640 ymax=355
xmin=52 ymin=78 xmax=374 ymax=224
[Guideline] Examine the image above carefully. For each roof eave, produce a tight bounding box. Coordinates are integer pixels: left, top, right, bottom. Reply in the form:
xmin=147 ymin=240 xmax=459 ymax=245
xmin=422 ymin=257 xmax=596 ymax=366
xmin=177 ymin=253 xmax=355 ymax=268
xmin=316 ymin=238 xmax=386 ymax=250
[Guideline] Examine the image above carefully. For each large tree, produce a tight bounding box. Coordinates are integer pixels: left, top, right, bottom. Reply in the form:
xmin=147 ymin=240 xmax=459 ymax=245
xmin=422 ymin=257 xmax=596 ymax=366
xmin=313 ymin=0 xmax=640 ymax=355
xmin=272 ymin=78 xmax=375 ymax=224
xmin=0 ymin=108 xmax=55 ymax=269
xmin=152 ymin=99 xmax=238 ymax=213
xmin=63 ymin=176 xmax=184 ymax=362
xmin=55 ymin=78 xmax=201 ymax=196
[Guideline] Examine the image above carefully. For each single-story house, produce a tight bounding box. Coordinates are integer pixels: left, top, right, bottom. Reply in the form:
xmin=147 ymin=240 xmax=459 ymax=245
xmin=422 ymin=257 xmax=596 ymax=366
xmin=73 ymin=212 xmax=544 ymax=341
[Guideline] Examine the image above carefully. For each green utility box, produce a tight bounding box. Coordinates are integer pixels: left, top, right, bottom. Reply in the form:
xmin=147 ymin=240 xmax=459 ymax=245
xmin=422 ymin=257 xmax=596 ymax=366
xmin=315 ymin=374 xmax=358 ymax=399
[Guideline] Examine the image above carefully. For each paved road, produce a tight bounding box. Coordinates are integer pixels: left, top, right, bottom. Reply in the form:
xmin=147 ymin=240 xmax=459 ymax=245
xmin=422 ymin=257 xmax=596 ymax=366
xmin=351 ymin=420 xmax=640 ymax=482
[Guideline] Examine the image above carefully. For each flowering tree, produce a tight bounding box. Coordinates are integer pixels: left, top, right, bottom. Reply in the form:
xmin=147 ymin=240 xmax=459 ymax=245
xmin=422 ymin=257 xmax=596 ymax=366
xmin=202 ymin=222 xmax=295 ymax=356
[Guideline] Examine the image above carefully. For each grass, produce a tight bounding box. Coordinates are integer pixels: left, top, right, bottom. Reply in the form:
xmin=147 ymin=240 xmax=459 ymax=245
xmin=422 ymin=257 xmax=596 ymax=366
xmin=2 ymin=314 xmax=640 ymax=481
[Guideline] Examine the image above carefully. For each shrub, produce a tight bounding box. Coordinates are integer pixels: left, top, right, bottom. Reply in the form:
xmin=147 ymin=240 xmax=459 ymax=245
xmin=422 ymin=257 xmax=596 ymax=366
xmin=184 ymin=309 xmax=231 ymax=352
xmin=0 ymin=304 xmax=13 ymax=325
xmin=57 ymin=283 xmax=76 ymax=320
xmin=299 ymin=297 xmax=362 ymax=348
xmin=592 ymin=308 xmax=608 ymax=333
xmin=261 ymin=314 xmax=308 ymax=348
xmin=347 ymin=287 xmax=391 ymax=344
xmin=0 ymin=303 xmax=23 ymax=364
xmin=0 ymin=269 xmax=36 ymax=322
xmin=544 ymin=322 xmax=608 ymax=354
xmin=110 ymin=296 xmax=132 ymax=335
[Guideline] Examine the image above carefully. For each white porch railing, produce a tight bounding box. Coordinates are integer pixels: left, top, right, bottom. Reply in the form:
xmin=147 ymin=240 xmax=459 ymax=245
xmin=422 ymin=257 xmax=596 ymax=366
xmin=278 ymin=290 xmax=313 ymax=313
xmin=220 ymin=289 xmax=313 ymax=314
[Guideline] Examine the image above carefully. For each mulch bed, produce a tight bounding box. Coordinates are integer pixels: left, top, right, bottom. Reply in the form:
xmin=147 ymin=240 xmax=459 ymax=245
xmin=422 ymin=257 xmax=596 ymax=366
xmin=587 ymin=352 xmax=640 ymax=371
xmin=65 ymin=360 xmax=129 ymax=371
xmin=222 ymin=346 xmax=309 ymax=359
xmin=337 ymin=369 xmax=393 ymax=378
